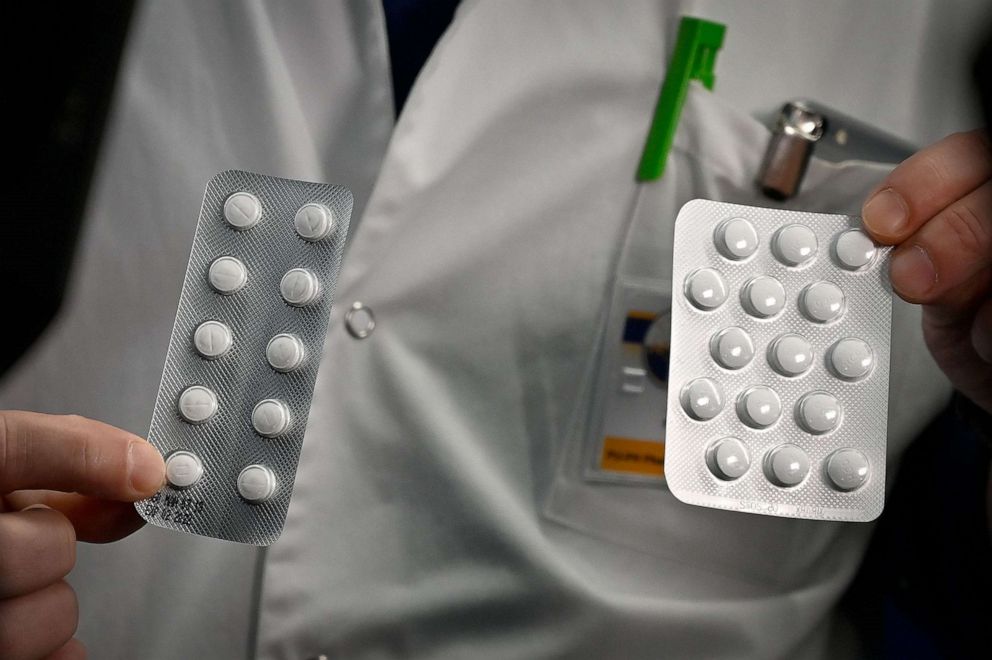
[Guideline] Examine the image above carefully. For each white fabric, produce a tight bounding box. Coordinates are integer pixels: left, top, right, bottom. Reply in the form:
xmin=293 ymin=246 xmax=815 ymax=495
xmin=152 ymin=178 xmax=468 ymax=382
xmin=0 ymin=0 xmax=987 ymax=658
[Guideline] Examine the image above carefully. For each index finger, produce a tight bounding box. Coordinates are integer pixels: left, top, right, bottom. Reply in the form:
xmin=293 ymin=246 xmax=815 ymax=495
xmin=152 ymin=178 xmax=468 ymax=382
xmin=862 ymin=130 xmax=992 ymax=244
xmin=0 ymin=411 xmax=164 ymax=500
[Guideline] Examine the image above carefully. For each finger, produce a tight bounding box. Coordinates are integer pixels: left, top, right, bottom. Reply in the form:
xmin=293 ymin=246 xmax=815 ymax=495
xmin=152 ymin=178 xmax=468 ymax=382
xmin=45 ymin=638 xmax=87 ymax=660
xmin=0 ymin=507 xmax=75 ymax=598
xmin=863 ymin=130 xmax=992 ymax=243
xmin=0 ymin=580 xmax=78 ymax=660
xmin=0 ymin=411 xmax=164 ymax=499
xmin=921 ymin=271 xmax=992 ymax=405
xmin=887 ymin=181 xmax=991 ymax=304
xmin=973 ymin=297 xmax=992 ymax=364
xmin=4 ymin=491 xmax=145 ymax=543
xmin=916 ymin=267 xmax=992 ymax=325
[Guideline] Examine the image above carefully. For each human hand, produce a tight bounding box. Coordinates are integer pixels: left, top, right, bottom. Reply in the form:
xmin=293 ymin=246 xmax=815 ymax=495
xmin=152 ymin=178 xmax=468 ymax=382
xmin=862 ymin=129 xmax=992 ymax=413
xmin=0 ymin=411 xmax=165 ymax=660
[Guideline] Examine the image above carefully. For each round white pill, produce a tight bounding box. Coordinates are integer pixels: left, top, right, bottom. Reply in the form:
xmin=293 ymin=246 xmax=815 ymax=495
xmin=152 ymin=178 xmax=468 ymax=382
xmin=294 ymin=203 xmax=335 ymax=241
xmin=797 ymin=391 xmax=842 ymax=434
xmin=237 ymin=465 xmax=277 ymax=503
xmin=764 ymin=444 xmax=810 ymax=487
xmin=266 ymin=334 xmax=306 ymax=373
xmin=834 ymin=229 xmax=877 ymax=270
xmin=768 ymin=333 xmax=813 ymax=377
xmin=178 ymin=385 xmax=218 ymax=424
xmin=825 ymin=448 xmax=870 ymax=491
xmin=252 ymin=399 xmax=291 ymax=437
xmin=829 ymin=338 xmax=874 ymax=381
xmin=800 ymin=281 xmax=846 ymax=323
xmin=772 ymin=224 xmax=818 ymax=266
xmin=280 ymin=268 xmax=321 ymax=307
xmin=680 ymin=378 xmax=724 ymax=421
xmin=706 ymin=437 xmax=750 ymax=480
xmin=741 ymin=276 xmax=786 ymax=318
xmin=684 ymin=268 xmax=728 ymax=310
xmin=710 ymin=327 xmax=754 ymax=370
xmin=737 ymin=386 xmax=782 ymax=428
xmin=193 ymin=320 xmax=233 ymax=359
xmin=165 ymin=451 xmax=203 ymax=488
xmin=714 ymin=218 xmax=759 ymax=260
xmin=208 ymin=256 xmax=248 ymax=295
xmin=223 ymin=192 xmax=262 ymax=230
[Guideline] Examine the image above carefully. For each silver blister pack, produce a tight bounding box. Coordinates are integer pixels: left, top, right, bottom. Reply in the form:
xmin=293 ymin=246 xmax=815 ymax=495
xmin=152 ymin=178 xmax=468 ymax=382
xmin=135 ymin=170 xmax=353 ymax=545
xmin=665 ymin=199 xmax=892 ymax=522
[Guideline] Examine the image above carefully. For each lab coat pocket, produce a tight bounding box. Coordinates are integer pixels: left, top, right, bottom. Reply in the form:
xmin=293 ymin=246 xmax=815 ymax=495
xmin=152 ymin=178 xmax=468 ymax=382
xmin=543 ymin=83 xmax=904 ymax=589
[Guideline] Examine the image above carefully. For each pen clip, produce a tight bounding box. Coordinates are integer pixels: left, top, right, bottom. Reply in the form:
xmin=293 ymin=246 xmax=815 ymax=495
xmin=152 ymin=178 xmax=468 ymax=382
xmin=636 ymin=17 xmax=726 ymax=182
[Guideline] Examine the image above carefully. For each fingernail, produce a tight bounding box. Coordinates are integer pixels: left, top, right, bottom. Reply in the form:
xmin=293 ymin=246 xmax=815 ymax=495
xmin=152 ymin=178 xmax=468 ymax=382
xmin=863 ymin=188 xmax=909 ymax=237
xmin=890 ymin=245 xmax=936 ymax=300
xmin=128 ymin=441 xmax=166 ymax=494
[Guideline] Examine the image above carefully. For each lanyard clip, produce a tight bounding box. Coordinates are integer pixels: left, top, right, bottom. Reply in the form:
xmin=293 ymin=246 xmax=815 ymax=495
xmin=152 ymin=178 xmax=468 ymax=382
xmin=636 ymin=17 xmax=726 ymax=182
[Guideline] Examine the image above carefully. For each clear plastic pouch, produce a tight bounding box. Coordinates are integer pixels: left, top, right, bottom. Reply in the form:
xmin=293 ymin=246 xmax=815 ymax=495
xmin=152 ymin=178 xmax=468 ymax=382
xmin=581 ymin=276 xmax=671 ymax=486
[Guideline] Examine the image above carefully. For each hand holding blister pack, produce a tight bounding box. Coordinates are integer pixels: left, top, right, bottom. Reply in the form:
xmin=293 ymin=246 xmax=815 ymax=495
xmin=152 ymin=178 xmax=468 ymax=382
xmin=666 ymin=199 xmax=892 ymax=522
xmin=135 ymin=171 xmax=352 ymax=545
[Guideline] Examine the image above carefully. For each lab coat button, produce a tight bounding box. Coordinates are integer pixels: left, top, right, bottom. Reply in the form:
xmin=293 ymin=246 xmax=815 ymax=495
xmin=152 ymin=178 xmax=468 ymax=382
xmin=345 ymin=301 xmax=375 ymax=338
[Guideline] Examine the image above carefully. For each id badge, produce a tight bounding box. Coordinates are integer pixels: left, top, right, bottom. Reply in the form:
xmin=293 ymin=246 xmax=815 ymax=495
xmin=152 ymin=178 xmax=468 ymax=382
xmin=583 ymin=278 xmax=672 ymax=485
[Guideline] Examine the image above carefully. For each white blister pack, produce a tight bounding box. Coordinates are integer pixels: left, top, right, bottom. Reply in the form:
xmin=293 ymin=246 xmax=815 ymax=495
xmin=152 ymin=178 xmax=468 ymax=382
xmin=135 ymin=170 xmax=352 ymax=545
xmin=665 ymin=199 xmax=892 ymax=522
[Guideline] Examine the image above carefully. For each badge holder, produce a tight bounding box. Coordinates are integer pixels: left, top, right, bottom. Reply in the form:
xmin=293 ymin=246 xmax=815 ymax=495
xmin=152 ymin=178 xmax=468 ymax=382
xmin=581 ymin=277 xmax=671 ymax=485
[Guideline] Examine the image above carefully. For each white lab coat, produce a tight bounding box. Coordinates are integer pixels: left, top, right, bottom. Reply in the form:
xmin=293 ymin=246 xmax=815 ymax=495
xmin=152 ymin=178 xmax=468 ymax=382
xmin=1 ymin=1 xmax=988 ymax=658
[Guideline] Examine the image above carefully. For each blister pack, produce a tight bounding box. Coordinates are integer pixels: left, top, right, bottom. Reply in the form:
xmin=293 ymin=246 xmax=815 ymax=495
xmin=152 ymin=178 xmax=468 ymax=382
xmin=135 ymin=170 xmax=353 ymax=545
xmin=665 ymin=199 xmax=892 ymax=522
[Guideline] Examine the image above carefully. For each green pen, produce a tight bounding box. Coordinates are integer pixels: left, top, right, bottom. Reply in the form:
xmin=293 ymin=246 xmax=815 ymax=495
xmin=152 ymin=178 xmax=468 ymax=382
xmin=636 ymin=17 xmax=726 ymax=181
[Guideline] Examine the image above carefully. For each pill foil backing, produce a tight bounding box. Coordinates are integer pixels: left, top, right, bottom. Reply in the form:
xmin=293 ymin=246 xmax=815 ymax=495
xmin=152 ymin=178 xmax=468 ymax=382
xmin=135 ymin=170 xmax=352 ymax=545
xmin=665 ymin=199 xmax=892 ymax=522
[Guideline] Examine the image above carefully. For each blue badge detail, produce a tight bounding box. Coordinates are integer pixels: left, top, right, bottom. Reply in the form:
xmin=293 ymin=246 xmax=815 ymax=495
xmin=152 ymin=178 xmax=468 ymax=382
xmin=623 ymin=309 xmax=671 ymax=384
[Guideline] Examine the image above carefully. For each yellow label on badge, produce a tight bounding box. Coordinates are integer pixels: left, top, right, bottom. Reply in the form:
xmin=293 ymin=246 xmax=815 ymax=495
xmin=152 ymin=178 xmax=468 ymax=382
xmin=599 ymin=436 xmax=665 ymax=477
